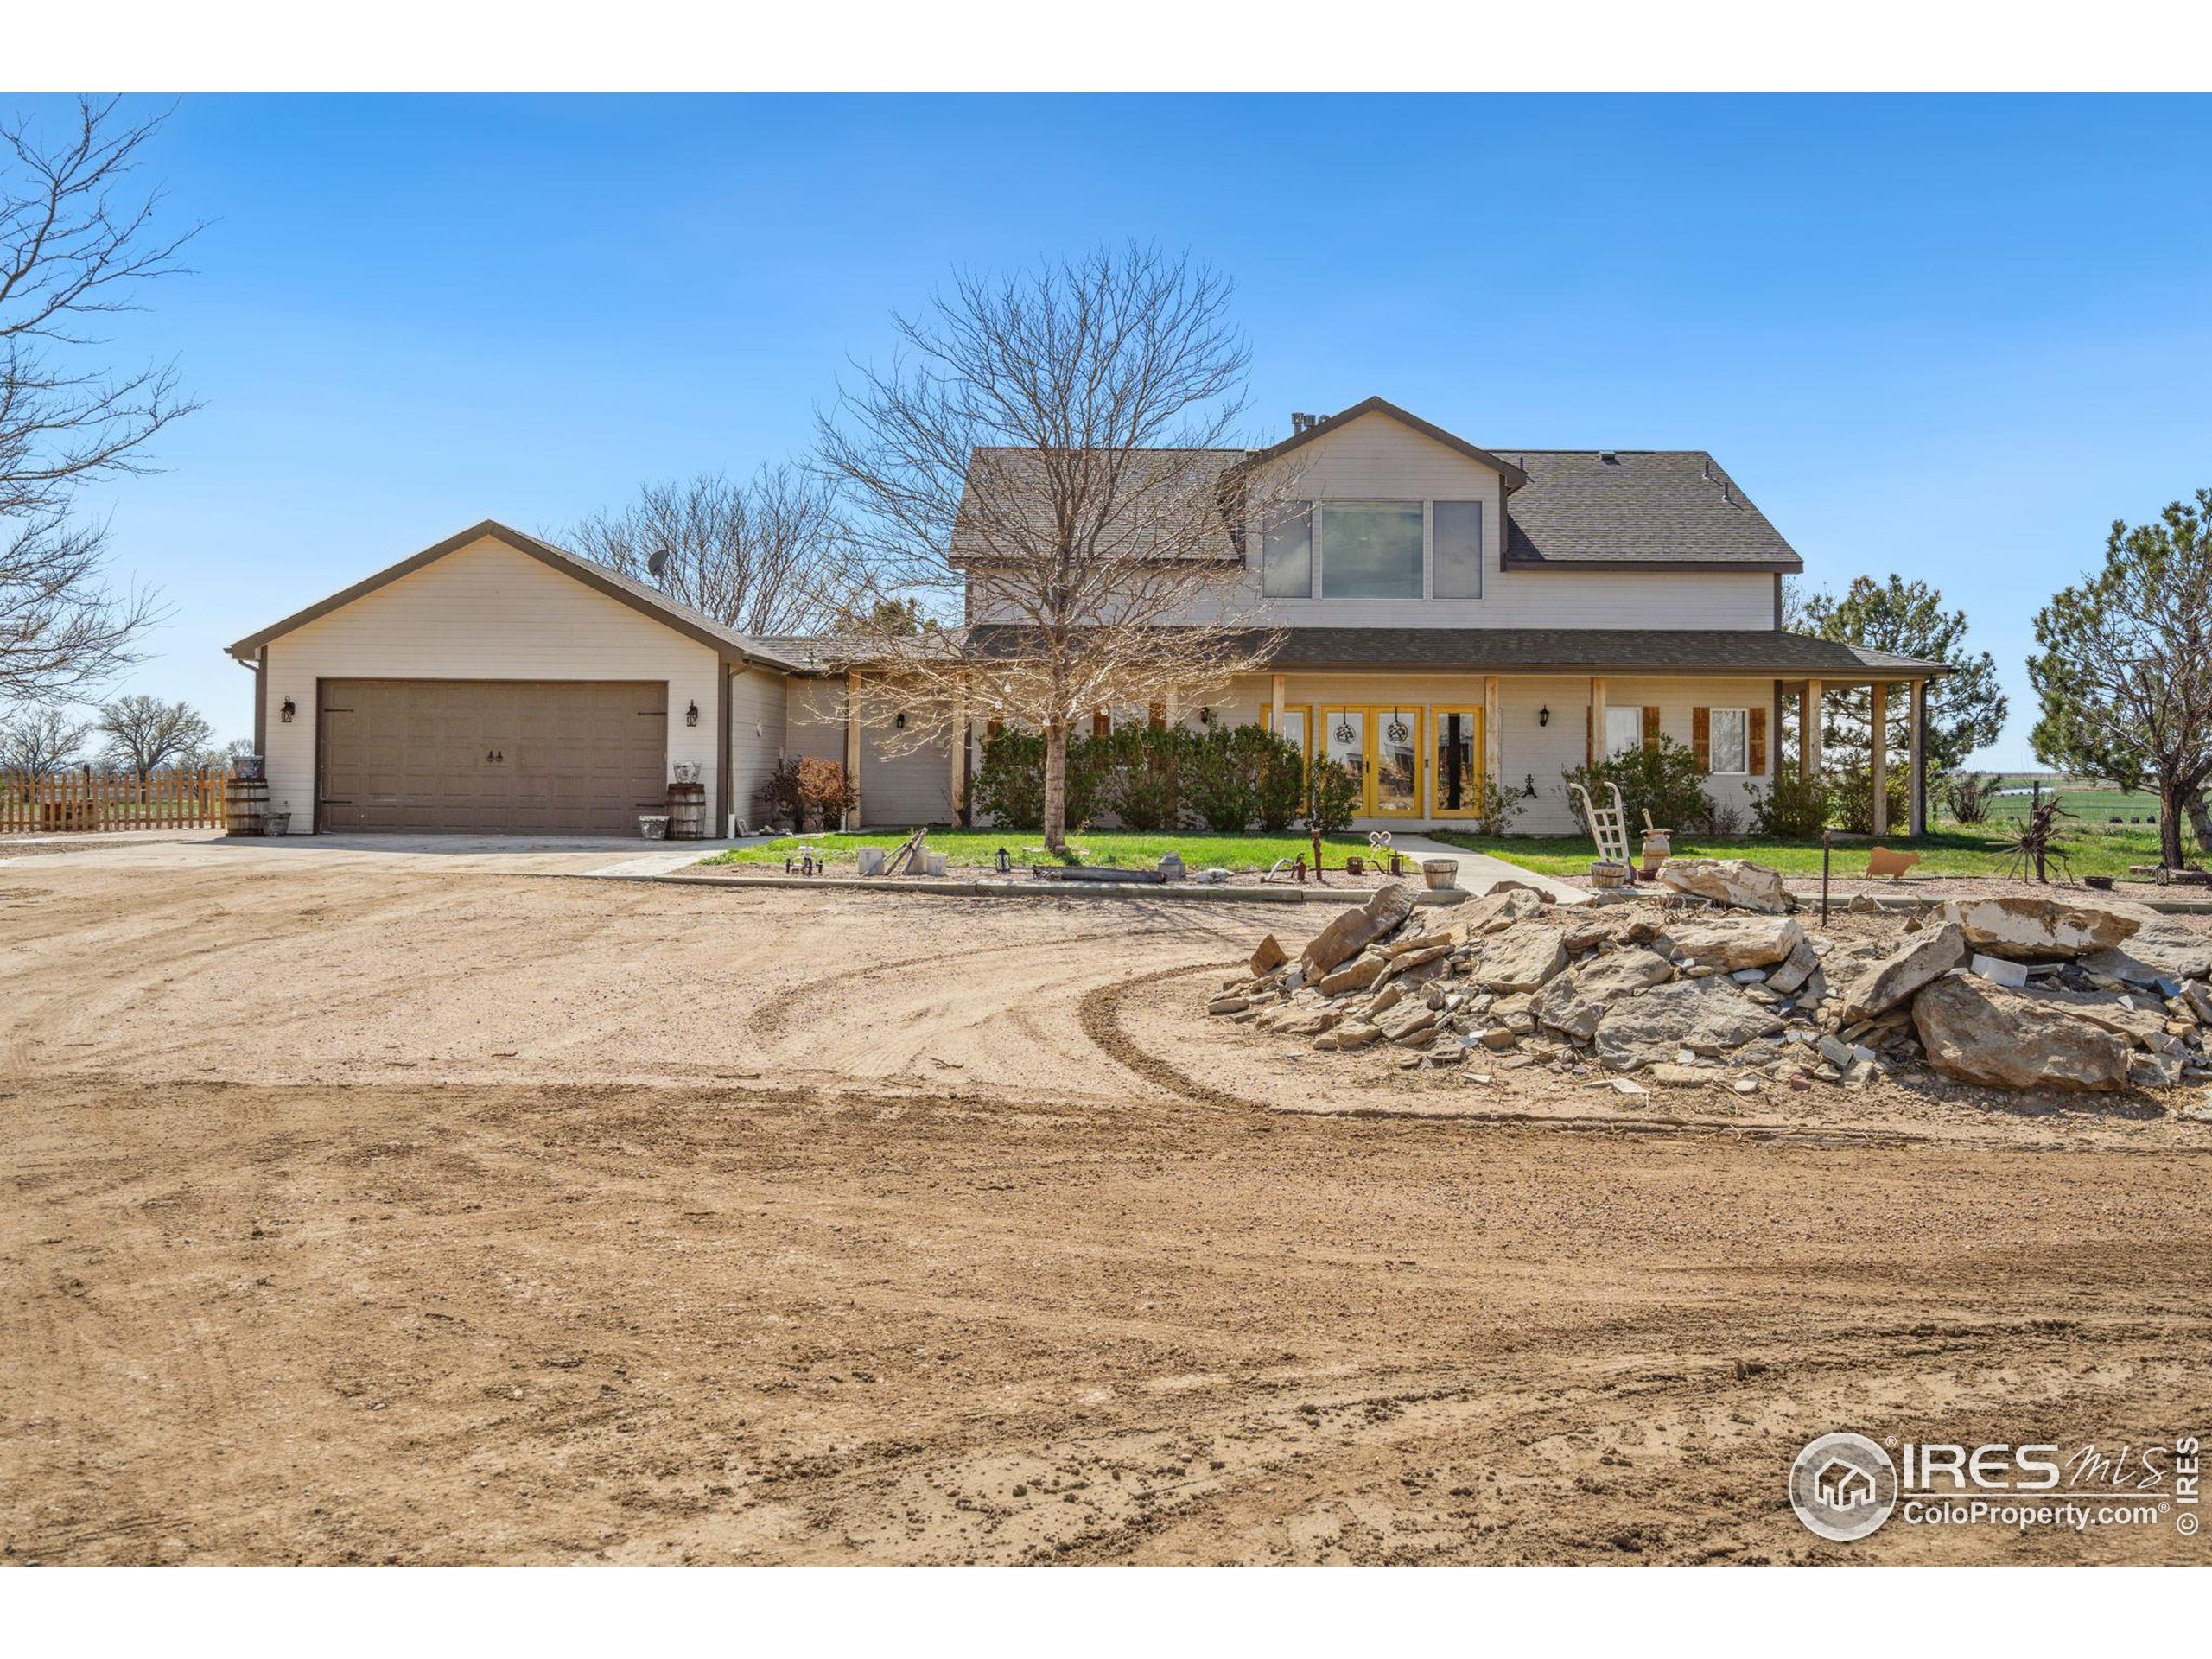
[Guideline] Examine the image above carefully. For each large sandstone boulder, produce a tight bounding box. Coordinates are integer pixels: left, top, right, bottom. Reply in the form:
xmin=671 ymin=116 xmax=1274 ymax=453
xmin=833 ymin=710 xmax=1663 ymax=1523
xmin=1249 ymin=934 xmax=1287 ymax=976
xmin=1593 ymin=977 xmax=1785 ymax=1068
xmin=1912 ymin=974 xmax=2129 ymax=1090
xmin=1936 ymin=895 xmax=2140 ymax=962
xmin=1655 ymin=857 xmax=1789 ymax=914
xmin=1662 ymin=915 xmax=1806 ymax=970
xmin=1839 ymin=922 xmax=1967 ymax=1024
xmin=1316 ymin=954 xmax=1388 ymax=996
xmin=1452 ymin=886 xmax=1548 ymax=940
xmin=2080 ymin=907 xmax=2212 ymax=982
xmin=1300 ymin=883 xmax=1416 ymax=978
xmin=2013 ymin=985 xmax=2172 ymax=1047
xmin=1534 ymin=947 xmax=1675 ymax=1040
xmin=1472 ymin=926 xmax=1568 ymax=993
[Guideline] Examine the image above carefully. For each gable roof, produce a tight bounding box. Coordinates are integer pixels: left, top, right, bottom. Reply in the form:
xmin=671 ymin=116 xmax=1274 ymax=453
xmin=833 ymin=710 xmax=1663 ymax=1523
xmin=224 ymin=520 xmax=802 ymax=671
xmin=1241 ymin=397 xmax=1531 ymax=488
xmin=1500 ymin=450 xmax=1802 ymax=573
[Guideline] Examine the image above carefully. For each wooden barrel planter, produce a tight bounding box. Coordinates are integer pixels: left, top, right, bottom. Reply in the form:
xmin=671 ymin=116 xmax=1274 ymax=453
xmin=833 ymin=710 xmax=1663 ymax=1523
xmin=665 ymin=780 xmax=708 ymax=841
xmin=225 ymin=775 xmax=270 ymax=836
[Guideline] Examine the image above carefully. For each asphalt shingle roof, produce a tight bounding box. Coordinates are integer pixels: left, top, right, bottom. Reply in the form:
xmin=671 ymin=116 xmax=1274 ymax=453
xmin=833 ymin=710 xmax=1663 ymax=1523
xmin=1499 ymin=450 xmax=1800 ymax=570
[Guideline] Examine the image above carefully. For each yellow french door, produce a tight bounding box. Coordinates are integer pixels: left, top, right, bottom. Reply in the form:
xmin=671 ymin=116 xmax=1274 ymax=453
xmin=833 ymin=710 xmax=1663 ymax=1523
xmin=1321 ymin=704 xmax=1423 ymax=817
xmin=1430 ymin=706 xmax=1485 ymax=817
xmin=1271 ymin=704 xmax=1312 ymax=762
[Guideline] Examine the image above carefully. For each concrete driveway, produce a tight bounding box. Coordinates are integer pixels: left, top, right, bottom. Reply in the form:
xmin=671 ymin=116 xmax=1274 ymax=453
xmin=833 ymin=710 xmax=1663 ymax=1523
xmin=0 ymin=828 xmax=749 ymax=877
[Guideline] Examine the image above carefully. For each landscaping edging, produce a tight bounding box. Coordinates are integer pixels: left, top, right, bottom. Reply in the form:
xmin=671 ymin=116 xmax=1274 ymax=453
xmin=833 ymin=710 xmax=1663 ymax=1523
xmin=580 ymin=868 xmax=1427 ymax=905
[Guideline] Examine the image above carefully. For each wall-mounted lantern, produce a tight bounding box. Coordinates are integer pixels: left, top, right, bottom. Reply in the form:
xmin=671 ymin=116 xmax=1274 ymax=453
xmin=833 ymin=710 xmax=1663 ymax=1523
xmin=685 ymin=700 xmax=700 ymax=728
xmin=995 ymin=846 xmax=1011 ymax=874
xmin=280 ymin=696 xmax=296 ymax=723
xmin=1537 ymin=705 xmax=1550 ymax=727
xmin=895 ymin=710 xmax=907 ymax=730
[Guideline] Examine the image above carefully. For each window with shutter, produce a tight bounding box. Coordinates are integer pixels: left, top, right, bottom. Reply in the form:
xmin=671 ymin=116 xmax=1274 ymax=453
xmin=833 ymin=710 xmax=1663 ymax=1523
xmin=1749 ymin=708 xmax=1767 ymax=776
xmin=1692 ymin=707 xmax=1711 ymax=772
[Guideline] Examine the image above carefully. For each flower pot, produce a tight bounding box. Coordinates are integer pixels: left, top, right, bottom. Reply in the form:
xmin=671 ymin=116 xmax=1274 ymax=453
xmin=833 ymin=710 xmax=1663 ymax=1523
xmin=639 ymin=815 xmax=670 ymax=840
xmin=264 ymin=811 xmax=291 ymax=837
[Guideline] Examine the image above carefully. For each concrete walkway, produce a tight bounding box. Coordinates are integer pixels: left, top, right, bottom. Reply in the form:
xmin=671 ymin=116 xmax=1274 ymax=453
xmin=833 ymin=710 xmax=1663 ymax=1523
xmin=1386 ymin=834 xmax=1590 ymax=906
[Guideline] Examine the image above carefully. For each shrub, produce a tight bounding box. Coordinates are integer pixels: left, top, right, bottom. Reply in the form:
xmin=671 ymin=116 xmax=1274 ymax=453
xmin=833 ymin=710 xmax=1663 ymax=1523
xmin=971 ymin=728 xmax=1046 ymax=828
xmin=1458 ymin=769 xmax=1522 ymax=834
xmin=1697 ymin=793 xmax=1746 ymax=836
xmin=971 ymin=726 xmax=1113 ymax=829
xmin=1183 ymin=723 xmax=1258 ymax=832
xmin=1103 ymin=724 xmax=1188 ymax=831
xmin=1303 ymin=756 xmax=1362 ymax=836
xmin=760 ymin=756 xmax=855 ymax=830
xmin=1749 ymin=760 xmax=1833 ymax=838
xmin=1561 ymin=734 xmax=1710 ymax=836
xmin=1252 ymin=728 xmax=1307 ymax=832
xmin=1941 ymin=769 xmax=2005 ymax=825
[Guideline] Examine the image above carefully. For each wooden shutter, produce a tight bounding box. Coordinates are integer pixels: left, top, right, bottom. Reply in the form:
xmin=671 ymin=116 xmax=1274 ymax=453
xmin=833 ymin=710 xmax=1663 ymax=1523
xmin=1147 ymin=702 xmax=1166 ymax=730
xmin=1749 ymin=707 xmax=1768 ymax=776
xmin=1092 ymin=710 xmax=1110 ymax=739
xmin=1642 ymin=706 xmax=1660 ymax=750
xmin=1692 ymin=707 xmax=1711 ymax=772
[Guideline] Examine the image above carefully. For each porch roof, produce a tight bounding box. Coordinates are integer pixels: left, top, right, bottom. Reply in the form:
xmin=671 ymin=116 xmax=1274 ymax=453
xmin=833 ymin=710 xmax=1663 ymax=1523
xmin=1217 ymin=626 xmax=1945 ymax=678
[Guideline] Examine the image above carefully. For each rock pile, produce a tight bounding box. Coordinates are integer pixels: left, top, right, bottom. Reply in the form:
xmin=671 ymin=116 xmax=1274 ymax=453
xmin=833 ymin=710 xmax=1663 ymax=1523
xmin=1215 ymin=883 xmax=2212 ymax=1096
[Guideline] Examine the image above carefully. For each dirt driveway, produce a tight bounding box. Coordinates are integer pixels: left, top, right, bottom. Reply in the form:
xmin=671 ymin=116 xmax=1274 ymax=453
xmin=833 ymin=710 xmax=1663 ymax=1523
xmin=3 ymin=840 xmax=2207 ymax=1564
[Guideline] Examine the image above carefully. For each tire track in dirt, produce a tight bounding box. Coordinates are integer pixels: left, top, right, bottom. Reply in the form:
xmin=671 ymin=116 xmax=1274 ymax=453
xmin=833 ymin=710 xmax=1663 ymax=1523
xmin=1077 ymin=964 xmax=1250 ymax=1108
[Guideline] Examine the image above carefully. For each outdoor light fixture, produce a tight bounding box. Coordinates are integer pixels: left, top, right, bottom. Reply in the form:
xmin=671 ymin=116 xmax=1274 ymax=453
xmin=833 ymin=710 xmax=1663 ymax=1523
xmin=895 ymin=711 xmax=907 ymax=729
xmin=995 ymin=846 xmax=1011 ymax=874
xmin=1198 ymin=706 xmax=1214 ymax=726
xmin=1538 ymin=705 xmax=1550 ymax=727
xmin=280 ymin=697 xmax=296 ymax=723
xmin=685 ymin=700 xmax=700 ymax=727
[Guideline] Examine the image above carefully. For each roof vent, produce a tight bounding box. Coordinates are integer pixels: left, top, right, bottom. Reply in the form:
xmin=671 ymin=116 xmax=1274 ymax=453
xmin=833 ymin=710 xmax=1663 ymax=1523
xmin=1290 ymin=411 xmax=1319 ymax=434
xmin=1598 ymin=450 xmax=1619 ymax=465
xmin=1701 ymin=457 xmax=1713 ymax=480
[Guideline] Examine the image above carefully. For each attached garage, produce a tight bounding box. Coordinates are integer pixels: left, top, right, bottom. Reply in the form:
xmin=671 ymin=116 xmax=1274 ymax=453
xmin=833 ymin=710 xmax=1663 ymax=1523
xmin=317 ymin=679 xmax=669 ymax=834
xmin=230 ymin=521 xmax=801 ymax=836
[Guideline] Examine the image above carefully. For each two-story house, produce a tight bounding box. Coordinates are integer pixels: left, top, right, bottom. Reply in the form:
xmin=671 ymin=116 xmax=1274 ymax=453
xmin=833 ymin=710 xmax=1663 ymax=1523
xmin=227 ymin=397 xmax=1946 ymax=838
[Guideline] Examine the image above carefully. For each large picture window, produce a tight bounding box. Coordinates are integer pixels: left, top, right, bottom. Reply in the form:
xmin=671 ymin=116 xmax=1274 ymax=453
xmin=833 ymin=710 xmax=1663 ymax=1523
xmin=1433 ymin=500 xmax=1484 ymax=600
xmin=1260 ymin=501 xmax=1313 ymax=599
xmin=1320 ymin=502 xmax=1423 ymax=600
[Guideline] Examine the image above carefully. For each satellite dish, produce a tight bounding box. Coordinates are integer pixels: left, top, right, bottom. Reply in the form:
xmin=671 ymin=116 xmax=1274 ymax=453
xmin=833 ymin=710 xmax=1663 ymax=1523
xmin=646 ymin=545 xmax=670 ymax=579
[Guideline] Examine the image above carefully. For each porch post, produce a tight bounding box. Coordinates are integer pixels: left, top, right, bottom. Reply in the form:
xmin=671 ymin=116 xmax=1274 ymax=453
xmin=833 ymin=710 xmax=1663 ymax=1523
xmin=843 ymin=668 xmax=862 ymax=830
xmin=1803 ymin=679 xmax=1823 ymax=782
xmin=1484 ymin=675 xmax=1501 ymax=786
xmin=1270 ymin=672 xmax=1285 ymax=734
xmin=1909 ymin=678 xmax=1928 ymax=836
xmin=1870 ymin=680 xmax=1889 ymax=837
xmin=948 ymin=674 xmax=967 ymax=824
xmin=1588 ymin=677 xmax=1607 ymax=768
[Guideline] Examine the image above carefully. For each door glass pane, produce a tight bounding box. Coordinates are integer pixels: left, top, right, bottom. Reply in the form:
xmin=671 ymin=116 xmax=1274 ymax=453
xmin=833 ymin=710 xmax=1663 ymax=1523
xmin=1376 ymin=708 xmax=1418 ymax=813
xmin=1320 ymin=502 xmax=1423 ymax=599
xmin=1261 ymin=501 xmax=1313 ymax=598
xmin=1433 ymin=500 xmax=1484 ymax=599
xmin=1325 ymin=709 xmax=1365 ymax=790
xmin=1278 ymin=708 xmax=1307 ymax=754
xmin=1436 ymin=711 xmax=1476 ymax=810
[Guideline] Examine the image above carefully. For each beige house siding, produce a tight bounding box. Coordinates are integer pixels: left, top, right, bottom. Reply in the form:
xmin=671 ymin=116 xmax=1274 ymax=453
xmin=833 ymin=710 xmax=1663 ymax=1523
xmin=258 ymin=534 xmax=721 ymax=833
xmin=728 ymin=665 xmax=788 ymax=830
xmin=970 ymin=410 xmax=1774 ymax=632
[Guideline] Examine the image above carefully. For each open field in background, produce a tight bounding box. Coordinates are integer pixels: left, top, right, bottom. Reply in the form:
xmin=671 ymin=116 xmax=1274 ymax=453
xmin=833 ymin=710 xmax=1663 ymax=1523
xmin=1980 ymin=774 xmax=2164 ymax=826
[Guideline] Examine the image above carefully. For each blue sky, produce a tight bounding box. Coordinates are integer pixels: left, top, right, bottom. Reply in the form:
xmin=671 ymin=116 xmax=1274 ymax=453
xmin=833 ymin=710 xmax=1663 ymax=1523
xmin=32 ymin=93 xmax=2212 ymax=764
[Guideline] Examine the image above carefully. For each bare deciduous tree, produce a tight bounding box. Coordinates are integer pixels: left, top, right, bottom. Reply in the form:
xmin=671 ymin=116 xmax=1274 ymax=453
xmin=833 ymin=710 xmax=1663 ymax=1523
xmin=0 ymin=701 xmax=89 ymax=773
xmin=96 ymin=693 xmax=210 ymax=779
xmin=2 ymin=97 xmax=197 ymax=702
xmin=567 ymin=465 xmax=879 ymax=639
xmin=816 ymin=243 xmax=1283 ymax=850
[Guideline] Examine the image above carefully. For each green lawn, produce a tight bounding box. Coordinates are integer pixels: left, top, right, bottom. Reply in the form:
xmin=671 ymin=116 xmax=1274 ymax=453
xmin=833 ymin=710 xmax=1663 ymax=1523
xmin=704 ymin=829 xmax=1378 ymax=874
xmin=1429 ymin=824 xmax=2173 ymax=880
xmin=1980 ymin=775 xmax=2164 ymax=826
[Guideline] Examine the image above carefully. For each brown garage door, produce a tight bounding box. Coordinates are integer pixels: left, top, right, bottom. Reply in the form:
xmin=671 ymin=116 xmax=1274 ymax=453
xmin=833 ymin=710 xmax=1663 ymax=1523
xmin=317 ymin=679 xmax=668 ymax=834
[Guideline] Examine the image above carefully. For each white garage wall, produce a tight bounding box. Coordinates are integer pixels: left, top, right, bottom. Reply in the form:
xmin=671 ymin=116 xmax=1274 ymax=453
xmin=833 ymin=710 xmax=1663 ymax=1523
xmin=257 ymin=535 xmax=723 ymax=833
xmin=728 ymin=665 xmax=788 ymax=830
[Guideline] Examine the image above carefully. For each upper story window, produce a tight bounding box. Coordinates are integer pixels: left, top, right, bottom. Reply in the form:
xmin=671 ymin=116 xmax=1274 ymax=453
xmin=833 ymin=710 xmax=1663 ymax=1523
xmin=1259 ymin=502 xmax=1313 ymax=599
xmin=1433 ymin=500 xmax=1484 ymax=600
xmin=1320 ymin=502 xmax=1423 ymax=599
xmin=1257 ymin=498 xmax=1487 ymax=601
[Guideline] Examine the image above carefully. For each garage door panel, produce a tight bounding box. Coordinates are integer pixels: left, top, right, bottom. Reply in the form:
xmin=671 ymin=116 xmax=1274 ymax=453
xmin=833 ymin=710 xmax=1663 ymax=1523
xmin=319 ymin=679 xmax=667 ymax=834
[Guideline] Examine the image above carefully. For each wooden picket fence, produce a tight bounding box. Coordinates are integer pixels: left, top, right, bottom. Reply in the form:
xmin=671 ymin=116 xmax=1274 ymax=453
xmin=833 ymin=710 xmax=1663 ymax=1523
xmin=0 ymin=766 xmax=232 ymax=836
